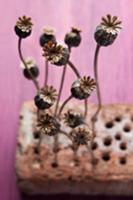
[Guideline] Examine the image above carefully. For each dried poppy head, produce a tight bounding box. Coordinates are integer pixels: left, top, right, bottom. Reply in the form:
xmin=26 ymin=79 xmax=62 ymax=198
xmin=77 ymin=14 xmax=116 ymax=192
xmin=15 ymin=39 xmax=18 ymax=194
xmin=64 ymin=27 xmax=82 ymax=48
xmin=14 ymin=16 xmax=33 ymax=38
xmin=63 ymin=109 xmax=84 ymax=128
xmin=40 ymin=27 xmax=56 ymax=47
xmin=20 ymin=57 xmax=39 ymax=79
xmin=43 ymin=41 xmax=69 ymax=66
xmin=37 ymin=114 xmax=60 ymax=136
xmin=70 ymin=125 xmax=92 ymax=146
xmin=71 ymin=76 xmax=96 ymax=100
xmin=94 ymin=14 xmax=122 ymax=46
xmin=34 ymin=85 xmax=57 ymax=110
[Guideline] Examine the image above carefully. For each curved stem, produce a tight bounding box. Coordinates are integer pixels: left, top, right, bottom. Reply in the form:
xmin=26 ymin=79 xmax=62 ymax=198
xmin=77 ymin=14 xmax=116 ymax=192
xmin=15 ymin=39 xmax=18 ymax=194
xmin=92 ymin=44 xmax=102 ymax=141
xmin=85 ymin=143 xmax=97 ymax=170
xmin=60 ymin=130 xmax=73 ymax=142
xmin=60 ymin=130 xmax=79 ymax=166
xmin=37 ymin=108 xmax=40 ymax=120
xmin=84 ymin=99 xmax=88 ymax=119
xmin=67 ymin=60 xmax=80 ymax=78
xmin=67 ymin=60 xmax=88 ymax=119
xmin=53 ymin=65 xmax=67 ymax=165
xmin=52 ymin=134 xmax=59 ymax=167
xmin=58 ymin=95 xmax=73 ymax=117
xmin=18 ymin=38 xmax=40 ymax=91
xmin=52 ymin=65 xmax=67 ymax=168
xmin=73 ymin=144 xmax=79 ymax=166
xmin=54 ymin=64 xmax=67 ymax=116
xmin=92 ymin=44 xmax=101 ymax=126
xmin=57 ymin=60 xmax=80 ymax=118
xmin=44 ymin=60 xmax=49 ymax=87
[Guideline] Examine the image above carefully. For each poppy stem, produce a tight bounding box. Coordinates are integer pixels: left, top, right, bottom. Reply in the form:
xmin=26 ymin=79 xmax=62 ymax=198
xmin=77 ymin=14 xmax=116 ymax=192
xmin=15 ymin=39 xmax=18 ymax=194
xmin=18 ymin=38 xmax=40 ymax=91
xmin=44 ymin=60 xmax=49 ymax=87
xmin=84 ymin=99 xmax=88 ymax=119
xmin=67 ymin=60 xmax=88 ymax=119
xmin=54 ymin=64 xmax=67 ymax=116
xmin=91 ymin=44 xmax=101 ymax=133
xmin=68 ymin=60 xmax=80 ymax=78
xmin=58 ymin=95 xmax=73 ymax=117
xmin=73 ymin=145 xmax=79 ymax=166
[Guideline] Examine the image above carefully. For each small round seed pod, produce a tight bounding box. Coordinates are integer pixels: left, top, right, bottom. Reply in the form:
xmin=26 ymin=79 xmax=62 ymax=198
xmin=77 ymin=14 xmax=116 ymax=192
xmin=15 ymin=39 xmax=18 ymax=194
xmin=37 ymin=114 xmax=60 ymax=136
xmin=94 ymin=14 xmax=122 ymax=46
xmin=23 ymin=67 xmax=39 ymax=79
xmin=71 ymin=76 xmax=96 ymax=100
xmin=39 ymin=28 xmax=56 ymax=47
xmin=64 ymin=27 xmax=81 ymax=48
xmin=21 ymin=58 xmax=39 ymax=79
xmin=14 ymin=16 xmax=33 ymax=38
xmin=64 ymin=110 xmax=84 ymax=128
xmin=34 ymin=86 xmax=57 ymax=110
xmin=70 ymin=125 xmax=92 ymax=146
xmin=43 ymin=41 xmax=69 ymax=66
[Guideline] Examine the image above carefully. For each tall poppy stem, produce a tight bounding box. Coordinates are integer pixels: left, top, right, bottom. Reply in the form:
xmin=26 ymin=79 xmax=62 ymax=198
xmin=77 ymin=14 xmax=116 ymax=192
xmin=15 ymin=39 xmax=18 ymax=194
xmin=58 ymin=95 xmax=73 ymax=117
xmin=18 ymin=38 xmax=40 ymax=91
xmin=44 ymin=60 xmax=49 ymax=87
xmin=54 ymin=64 xmax=67 ymax=116
xmin=92 ymin=44 xmax=101 ymax=133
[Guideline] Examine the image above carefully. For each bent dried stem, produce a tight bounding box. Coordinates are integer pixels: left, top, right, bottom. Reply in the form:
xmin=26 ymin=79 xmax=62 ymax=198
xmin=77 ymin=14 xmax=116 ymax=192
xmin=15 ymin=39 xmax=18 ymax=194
xmin=60 ymin=130 xmax=73 ymax=141
xmin=58 ymin=95 xmax=73 ymax=117
xmin=53 ymin=65 xmax=67 ymax=167
xmin=44 ymin=60 xmax=49 ymax=87
xmin=58 ymin=60 xmax=88 ymax=119
xmin=84 ymin=99 xmax=88 ymax=119
xmin=92 ymin=44 xmax=101 ymax=135
xmin=18 ymin=38 xmax=40 ymax=91
xmin=54 ymin=65 xmax=67 ymax=116
xmin=68 ymin=60 xmax=80 ymax=78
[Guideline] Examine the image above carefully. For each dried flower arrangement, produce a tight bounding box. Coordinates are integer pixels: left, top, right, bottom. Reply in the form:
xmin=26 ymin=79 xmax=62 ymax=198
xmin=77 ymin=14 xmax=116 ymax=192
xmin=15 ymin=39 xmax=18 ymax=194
xmin=14 ymin=14 xmax=122 ymax=167
xmin=14 ymin=14 xmax=122 ymax=184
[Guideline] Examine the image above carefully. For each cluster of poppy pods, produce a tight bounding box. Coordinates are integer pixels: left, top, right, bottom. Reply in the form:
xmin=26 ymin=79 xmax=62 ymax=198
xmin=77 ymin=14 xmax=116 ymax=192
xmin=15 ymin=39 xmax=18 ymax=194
xmin=14 ymin=15 xmax=122 ymax=160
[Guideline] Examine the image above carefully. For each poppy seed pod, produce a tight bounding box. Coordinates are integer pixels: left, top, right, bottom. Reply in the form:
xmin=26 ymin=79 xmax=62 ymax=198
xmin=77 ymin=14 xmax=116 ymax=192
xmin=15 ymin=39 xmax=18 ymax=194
xmin=94 ymin=14 xmax=122 ymax=46
xmin=14 ymin=16 xmax=33 ymax=38
xmin=71 ymin=76 xmax=96 ymax=100
xmin=34 ymin=86 xmax=57 ymax=110
xmin=39 ymin=28 xmax=56 ymax=47
xmin=64 ymin=110 xmax=84 ymax=128
xmin=37 ymin=114 xmax=60 ymax=136
xmin=43 ymin=41 xmax=69 ymax=66
xmin=21 ymin=58 xmax=39 ymax=79
xmin=70 ymin=125 xmax=92 ymax=146
xmin=64 ymin=27 xmax=81 ymax=48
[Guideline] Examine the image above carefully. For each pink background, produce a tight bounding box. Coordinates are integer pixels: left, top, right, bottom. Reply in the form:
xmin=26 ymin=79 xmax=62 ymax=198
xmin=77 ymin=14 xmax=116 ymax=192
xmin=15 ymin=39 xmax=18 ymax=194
xmin=1 ymin=0 xmax=133 ymax=199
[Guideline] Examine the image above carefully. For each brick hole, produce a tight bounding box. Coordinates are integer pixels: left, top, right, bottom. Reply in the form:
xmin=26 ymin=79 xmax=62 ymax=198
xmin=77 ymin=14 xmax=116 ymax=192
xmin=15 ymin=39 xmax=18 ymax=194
xmin=119 ymin=157 xmax=127 ymax=165
xmin=91 ymin=141 xmax=98 ymax=150
xmin=103 ymin=137 xmax=112 ymax=146
xmin=119 ymin=142 xmax=127 ymax=151
xmin=51 ymin=162 xmax=58 ymax=168
xmin=115 ymin=116 xmax=122 ymax=122
xmin=115 ymin=133 xmax=122 ymax=140
xmin=68 ymin=176 xmax=73 ymax=181
xmin=105 ymin=121 xmax=114 ymax=129
xmin=34 ymin=147 xmax=39 ymax=154
xmin=102 ymin=152 xmax=110 ymax=162
xmin=33 ymin=131 xmax=40 ymax=139
xmin=123 ymin=124 xmax=131 ymax=133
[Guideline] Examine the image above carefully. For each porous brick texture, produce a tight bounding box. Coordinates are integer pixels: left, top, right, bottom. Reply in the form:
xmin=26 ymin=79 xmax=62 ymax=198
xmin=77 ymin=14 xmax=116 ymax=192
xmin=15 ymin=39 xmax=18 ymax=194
xmin=16 ymin=101 xmax=133 ymax=195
